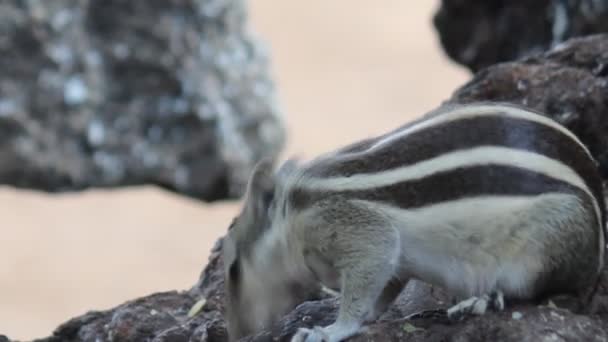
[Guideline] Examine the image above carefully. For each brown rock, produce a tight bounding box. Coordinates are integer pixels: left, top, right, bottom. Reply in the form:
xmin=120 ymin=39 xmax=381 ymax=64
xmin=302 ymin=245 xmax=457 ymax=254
xmin=31 ymin=235 xmax=608 ymax=342
xmin=433 ymin=0 xmax=608 ymax=72
xmin=33 ymin=242 xmax=227 ymax=342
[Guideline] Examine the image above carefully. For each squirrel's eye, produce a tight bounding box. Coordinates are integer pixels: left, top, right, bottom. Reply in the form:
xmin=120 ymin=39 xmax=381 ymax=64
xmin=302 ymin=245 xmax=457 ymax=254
xmin=229 ymin=258 xmax=240 ymax=283
xmin=262 ymin=190 xmax=274 ymax=208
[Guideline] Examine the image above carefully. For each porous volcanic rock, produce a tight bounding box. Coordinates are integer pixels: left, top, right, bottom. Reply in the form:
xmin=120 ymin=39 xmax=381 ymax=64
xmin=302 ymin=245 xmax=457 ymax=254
xmin=434 ymin=0 xmax=608 ymax=72
xmin=0 ymin=0 xmax=284 ymax=201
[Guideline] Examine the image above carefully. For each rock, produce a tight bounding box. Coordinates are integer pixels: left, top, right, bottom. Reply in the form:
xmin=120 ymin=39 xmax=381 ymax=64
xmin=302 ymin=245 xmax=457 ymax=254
xmin=445 ymin=33 xmax=608 ymax=178
xmin=36 ymin=234 xmax=608 ymax=342
xmin=246 ymin=302 xmax=608 ymax=342
xmin=34 ymin=242 xmax=228 ymax=342
xmin=34 ymin=291 xmax=218 ymax=342
xmin=0 ymin=0 xmax=285 ymax=201
xmin=433 ymin=0 xmax=608 ymax=72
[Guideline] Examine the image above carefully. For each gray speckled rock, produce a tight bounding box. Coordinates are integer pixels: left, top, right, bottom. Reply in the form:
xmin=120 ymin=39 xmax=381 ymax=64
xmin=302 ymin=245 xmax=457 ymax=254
xmin=434 ymin=0 xmax=608 ymax=72
xmin=0 ymin=0 xmax=285 ymax=201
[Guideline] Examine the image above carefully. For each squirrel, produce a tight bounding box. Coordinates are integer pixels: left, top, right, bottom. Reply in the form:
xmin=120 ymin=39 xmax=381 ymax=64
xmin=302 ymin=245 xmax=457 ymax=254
xmin=222 ymin=102 xmax=606 ymax=342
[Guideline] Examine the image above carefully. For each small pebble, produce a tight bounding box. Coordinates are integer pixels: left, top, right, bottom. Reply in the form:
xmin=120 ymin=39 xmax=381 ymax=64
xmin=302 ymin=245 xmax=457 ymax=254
xmin=403 ymin=322 xmax=423 ymax=333
xmin=512 ymin=311 xmax=523 ymax=320
xmin=187 ymin=298 xmax=207 ymax=317
xmin=516 ymin=79 xmax=529 ymax=91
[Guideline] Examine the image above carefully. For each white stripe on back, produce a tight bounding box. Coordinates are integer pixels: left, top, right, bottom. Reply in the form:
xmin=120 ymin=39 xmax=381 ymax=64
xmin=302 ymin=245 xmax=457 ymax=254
xmin=303 ymin=146 xmax=588 ymax=194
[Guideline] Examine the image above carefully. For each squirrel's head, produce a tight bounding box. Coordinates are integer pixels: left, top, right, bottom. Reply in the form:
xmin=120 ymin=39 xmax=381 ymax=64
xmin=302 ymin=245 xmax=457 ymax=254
xmin=222 ymin=158 xmax=315 ymax=341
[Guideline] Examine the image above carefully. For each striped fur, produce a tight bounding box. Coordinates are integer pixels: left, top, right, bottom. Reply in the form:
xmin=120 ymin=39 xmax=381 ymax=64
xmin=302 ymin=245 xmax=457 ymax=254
xmin=224 ymin=102 xmax=606 ymax=342
xmin=286 ymin=103 xmax=605 ymax=272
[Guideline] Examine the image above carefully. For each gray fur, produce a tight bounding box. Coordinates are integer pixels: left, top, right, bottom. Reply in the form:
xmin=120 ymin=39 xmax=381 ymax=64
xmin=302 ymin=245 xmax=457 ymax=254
xmin=222 ymin=102 xmax=606 ymax=342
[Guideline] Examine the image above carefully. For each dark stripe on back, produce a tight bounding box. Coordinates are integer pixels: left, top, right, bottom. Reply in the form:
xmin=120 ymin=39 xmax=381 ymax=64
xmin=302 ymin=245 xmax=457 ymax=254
xmin=305 ymin=114 xmax=605 ymax=225
xmin=291 ymin=165 xmax=591 ymax=213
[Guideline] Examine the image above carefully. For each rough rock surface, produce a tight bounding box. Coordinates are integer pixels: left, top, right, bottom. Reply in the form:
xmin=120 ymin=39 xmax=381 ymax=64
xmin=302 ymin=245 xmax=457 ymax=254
xmin=26 ymin=236 xmax=608 ymax=342
xmin=434 ymin=0 xmax=608 ymax=72
xmin=14 ymin=34 xmax=608 ymax=342
xmin=0 ymin=0 xmax=284 ymax=201
xmin=31 ymin=240 xmax=228 ymax=342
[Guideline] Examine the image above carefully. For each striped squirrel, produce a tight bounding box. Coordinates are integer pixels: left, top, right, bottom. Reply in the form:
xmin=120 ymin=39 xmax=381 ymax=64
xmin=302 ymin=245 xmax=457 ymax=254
xmin=222 ymin=102 xmax=606 ymax=342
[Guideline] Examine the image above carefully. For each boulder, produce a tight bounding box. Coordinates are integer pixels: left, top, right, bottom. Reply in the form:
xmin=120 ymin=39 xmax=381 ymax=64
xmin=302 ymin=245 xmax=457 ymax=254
xmin=0 ymin=0 xmax=285 ymax=201
xmin=433 ymin=0 xmax=608 ymax=72
xmin=30 ymin=236 xmax=608 ymax=342
xmin=32 ymin=240 xmax=227 ymax=342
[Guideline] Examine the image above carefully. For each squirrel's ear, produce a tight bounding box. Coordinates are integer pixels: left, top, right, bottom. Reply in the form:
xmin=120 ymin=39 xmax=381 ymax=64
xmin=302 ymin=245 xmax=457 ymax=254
xmin=244 ymin=157 xmax=276 ymax=218
xmin=248 ymin=157 xmax=274 ymax=195
xmin=276 ymin=157 xmax=300 ymax=179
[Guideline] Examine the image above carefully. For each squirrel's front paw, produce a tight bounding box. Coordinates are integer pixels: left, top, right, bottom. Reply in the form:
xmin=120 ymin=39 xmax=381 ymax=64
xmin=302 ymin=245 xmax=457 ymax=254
xmin=447 ymin=295 xmax=488 ymax=320
xmin=290 ymin=326 xmax=331 ymax=342
xmin=447 ymin=291 xmax=505 ymax=320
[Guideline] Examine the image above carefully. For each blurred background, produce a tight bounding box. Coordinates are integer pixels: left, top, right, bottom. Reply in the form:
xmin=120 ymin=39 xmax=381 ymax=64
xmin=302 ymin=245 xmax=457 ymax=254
xmin=0 ymin=1 xmax=468 ymax=340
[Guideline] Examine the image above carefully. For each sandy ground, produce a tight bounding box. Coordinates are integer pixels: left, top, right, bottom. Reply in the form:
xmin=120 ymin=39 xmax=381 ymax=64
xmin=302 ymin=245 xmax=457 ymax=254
xmin=0 ymin=1 xmax=468 ymax=340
